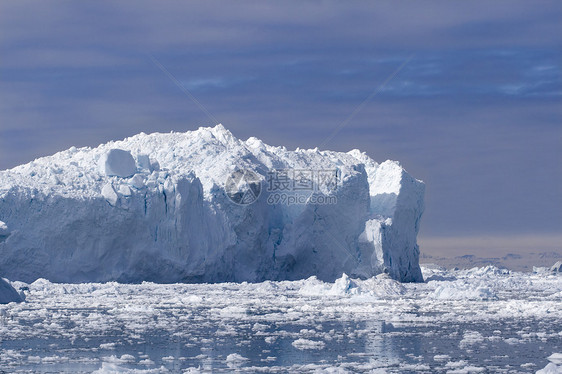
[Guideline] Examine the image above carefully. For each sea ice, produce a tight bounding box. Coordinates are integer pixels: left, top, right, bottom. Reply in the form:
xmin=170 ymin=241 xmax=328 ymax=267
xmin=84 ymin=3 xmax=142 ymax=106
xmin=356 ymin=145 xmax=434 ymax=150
xmin=292 ymin=338 xmax=326 ymax=350
xmin=225 ymin=353 xmax=249 ymax=368
xmin=0 ymin=266 xmax=560 ymax=372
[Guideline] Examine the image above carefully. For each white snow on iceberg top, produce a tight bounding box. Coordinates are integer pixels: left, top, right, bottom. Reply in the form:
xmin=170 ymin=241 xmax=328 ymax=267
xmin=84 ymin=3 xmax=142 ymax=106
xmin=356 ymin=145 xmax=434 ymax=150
xmin=0 ymin=124 xmax=425 ymax=283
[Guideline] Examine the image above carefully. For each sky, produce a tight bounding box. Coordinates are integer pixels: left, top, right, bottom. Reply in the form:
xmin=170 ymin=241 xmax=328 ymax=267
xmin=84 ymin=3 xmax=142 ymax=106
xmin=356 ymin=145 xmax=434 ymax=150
xmin=0 ymin=1 xmax=561 ymax=257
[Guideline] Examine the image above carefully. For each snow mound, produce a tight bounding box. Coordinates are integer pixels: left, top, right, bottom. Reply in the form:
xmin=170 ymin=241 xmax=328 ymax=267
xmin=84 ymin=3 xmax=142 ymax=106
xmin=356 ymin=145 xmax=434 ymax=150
xmin=226 ymin=353 xmax=249 ymax=369
xmin=99 ymin=149 xmax=137 ymax=178
xmin=0 ymin=124 xmax=425 ymax=283
xmin=299 ymin=274 xmax=359 ymax=296
xmin=0 ymin=277 xmax=23 ymax=304
xmin=430 ymin=282 xmax=497 ymax=300
xmin=299 ymin=273 xmax=405 ymax=297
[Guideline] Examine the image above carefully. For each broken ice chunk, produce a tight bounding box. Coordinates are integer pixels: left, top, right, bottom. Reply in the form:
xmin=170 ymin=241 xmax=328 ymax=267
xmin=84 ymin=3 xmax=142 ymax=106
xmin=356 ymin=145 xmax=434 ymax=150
xmin=118 ymin=184 xmax=132 ymax=197
xmin=99 ymin=149 xmax=136 ymax=178
xmin=101 ymin=183 xmax=118 ymax=206
xmin=129 ymin=174 xmax=145 ymax=189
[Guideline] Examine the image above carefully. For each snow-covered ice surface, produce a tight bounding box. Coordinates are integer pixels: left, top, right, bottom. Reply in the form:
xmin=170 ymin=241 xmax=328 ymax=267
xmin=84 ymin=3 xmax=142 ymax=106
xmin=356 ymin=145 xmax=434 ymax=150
xmin=0 ymin=265 xmax=560 ymax=373
xmin=0 ymin=125 xmax=424 ymax=283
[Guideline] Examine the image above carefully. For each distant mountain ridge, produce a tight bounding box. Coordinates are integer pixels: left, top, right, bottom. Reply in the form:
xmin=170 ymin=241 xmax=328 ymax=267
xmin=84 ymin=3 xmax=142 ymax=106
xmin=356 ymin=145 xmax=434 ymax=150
xmin=421 ymin=251 xmax=562 ymax=271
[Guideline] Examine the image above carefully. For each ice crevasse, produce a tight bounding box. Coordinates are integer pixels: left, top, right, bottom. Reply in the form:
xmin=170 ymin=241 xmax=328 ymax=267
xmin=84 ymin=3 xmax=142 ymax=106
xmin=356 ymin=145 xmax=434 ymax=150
xmin=0 ymin=125 xmax=425 ymax=283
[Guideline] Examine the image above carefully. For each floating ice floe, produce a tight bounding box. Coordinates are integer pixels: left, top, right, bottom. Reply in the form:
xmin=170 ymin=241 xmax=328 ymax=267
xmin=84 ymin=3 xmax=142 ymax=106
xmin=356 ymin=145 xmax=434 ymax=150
xmin=298 ymin=273 xmax=405 ymax=297
xmin=225 ymin=353 xmax=249 ymax=368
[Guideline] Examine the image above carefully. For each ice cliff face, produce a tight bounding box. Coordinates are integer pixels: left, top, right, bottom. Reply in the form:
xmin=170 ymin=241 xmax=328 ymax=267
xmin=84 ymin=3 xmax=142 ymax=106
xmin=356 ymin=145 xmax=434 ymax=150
xmin=0 ymin=125 xmax=424 ymax=283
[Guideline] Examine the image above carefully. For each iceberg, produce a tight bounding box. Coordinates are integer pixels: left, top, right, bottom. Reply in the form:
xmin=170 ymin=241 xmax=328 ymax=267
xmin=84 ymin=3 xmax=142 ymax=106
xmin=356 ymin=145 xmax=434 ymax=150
xmin=0 ymin=125 xmax=425 ymax=283
xmin=0 ymin=277 xmax=22 ymax=304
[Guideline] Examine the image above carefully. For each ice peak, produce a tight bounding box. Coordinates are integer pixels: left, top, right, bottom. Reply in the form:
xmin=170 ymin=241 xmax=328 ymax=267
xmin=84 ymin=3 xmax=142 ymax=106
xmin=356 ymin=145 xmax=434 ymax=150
xmin=208 ymin=123 xmax=231 ymax=137
xmin=208 ymin=123 xmax=228 ymax=133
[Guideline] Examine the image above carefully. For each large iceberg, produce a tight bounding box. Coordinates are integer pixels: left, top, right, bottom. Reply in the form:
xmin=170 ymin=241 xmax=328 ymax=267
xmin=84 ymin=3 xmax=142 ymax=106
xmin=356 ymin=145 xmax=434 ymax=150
xmin=0 ymin=125 xmax=424 ymax=283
